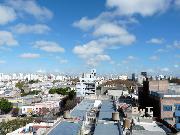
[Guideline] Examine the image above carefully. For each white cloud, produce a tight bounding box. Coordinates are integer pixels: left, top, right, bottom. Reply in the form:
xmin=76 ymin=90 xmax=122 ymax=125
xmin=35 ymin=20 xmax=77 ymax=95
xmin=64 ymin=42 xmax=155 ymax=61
xmin=73 ymin=11 xmax=138 ymax=31
xmin=174 ymin=64 xmax=179 ymax=68
xmin=73 ymin=2 xmax=140 ymax=67
xmin=173 ymin=40 xmax=180 ymax=49
xmin=0 ymin=5 xmax=16 ymax=25
xmin=73 ymin=17 xmax=97 ymax=31
xmin=20 ymin=53 xmax=40 ymax=59
xmin=59 ymin=59 xmax=68 ymax=64
xmin=155 ymin=48 xmax=168 ymax=53
xmin=0 ymin=60 xmax=6 ymax=64
xmin=160 ymin=67 xmax=169 ymax=72
xmin=175 ymin=0 xmax=180 ymax=7
xmin=93 ymin=23 xmax=127 ymax=37
xmin=73 ymin=40 xmax=104 ymax=59
xmin=122 ymin=55 xmax=137 ymax=64
xmin=11 ymin=23 xmax=50 ymax=34
xmin=127 ymin=55 xmax=136 ymax=60
xmin=149 ymin=55 xmax=159 ymax=61
xmin=106 ymin=0 xmax=170 ymax=16
xmin=147 ymin=38 xmax=164 ymax=44
xmin=73 ymin=22 xmax=136 ymax=66
xmin=7 ymin=0 xmax=53 ymax=20
xmin=73 ymin=29 xmax=135 ymax=66
xmin=33 ymin=40 xmax=65 ymax=53
xmin=86 ymin=54 xmax=111 ymax=67
xmin=0 ymin=31 xmax=18 ymax=46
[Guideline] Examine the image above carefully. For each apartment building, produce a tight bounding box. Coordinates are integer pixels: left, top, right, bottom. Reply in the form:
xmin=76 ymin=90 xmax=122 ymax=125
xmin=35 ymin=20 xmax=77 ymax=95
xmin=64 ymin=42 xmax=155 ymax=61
xmin=150 ymin=91 xmax=180 ymax=129
xmin=76 ymin=69 xmax=96 ymax=97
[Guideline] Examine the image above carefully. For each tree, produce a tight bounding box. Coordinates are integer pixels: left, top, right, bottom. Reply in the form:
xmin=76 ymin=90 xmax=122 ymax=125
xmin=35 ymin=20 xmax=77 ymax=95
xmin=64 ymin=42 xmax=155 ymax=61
xmin=0 ymin=98 xmax=13 ymax=114
xmin=15 ymin=81 xmax=25 ymax=90
xmin=68 ymin=90 xmax=76 ymax=100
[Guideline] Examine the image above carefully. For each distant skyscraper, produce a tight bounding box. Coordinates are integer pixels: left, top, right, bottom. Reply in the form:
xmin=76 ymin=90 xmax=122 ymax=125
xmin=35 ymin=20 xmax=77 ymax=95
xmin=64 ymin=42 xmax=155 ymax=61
xmin=141 ymin=72 xmax=147 ymax=78
xmin=132 ymin=73 xmax=135 ymax=81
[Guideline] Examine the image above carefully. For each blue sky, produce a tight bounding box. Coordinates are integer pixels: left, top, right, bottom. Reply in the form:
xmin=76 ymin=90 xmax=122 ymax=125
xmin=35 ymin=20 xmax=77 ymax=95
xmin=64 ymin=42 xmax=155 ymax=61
xmin=0 ymin=0 xmax=179 ymax=75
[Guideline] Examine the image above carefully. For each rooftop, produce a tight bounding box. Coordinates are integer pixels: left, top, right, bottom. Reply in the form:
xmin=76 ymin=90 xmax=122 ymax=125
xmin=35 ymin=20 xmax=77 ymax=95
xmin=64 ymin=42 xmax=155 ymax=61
xmin=150 ymin=90 xmax=180 ymax=98
xmin=98 ymin=100 xmax=115 ymax=120
xmin=94 ymin=123 xmax=120 ymax=135
xmin=48 ymin=121 xmax=80 ymax=135
xmin=71 ymin=99 xmax=94 ymax=120
xmin=48 ymin=99 xmax=95 ymax=135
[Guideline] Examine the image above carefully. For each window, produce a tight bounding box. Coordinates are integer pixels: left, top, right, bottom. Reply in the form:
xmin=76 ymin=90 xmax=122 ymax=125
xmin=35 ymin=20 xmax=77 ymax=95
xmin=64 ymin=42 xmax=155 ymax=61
xmin=175 ymin=104 xmax=180 ymax=110
xmin=176 ymin=117 xmax=180 ymax=123
xmin=164 ymin=118 xmax=173 ymax=121
xmin=163 ymin=105 xmax=172 ymax=111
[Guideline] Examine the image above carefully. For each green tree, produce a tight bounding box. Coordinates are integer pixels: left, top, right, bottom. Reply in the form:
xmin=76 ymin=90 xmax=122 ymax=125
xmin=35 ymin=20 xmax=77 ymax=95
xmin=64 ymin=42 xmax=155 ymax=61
xmin=0 ymin=98 xmax=13 ymax=114
xmin=15 ymin=81 xmax=25 ymax=90
xmin=68 ymin=90 xmax=76 ymax=100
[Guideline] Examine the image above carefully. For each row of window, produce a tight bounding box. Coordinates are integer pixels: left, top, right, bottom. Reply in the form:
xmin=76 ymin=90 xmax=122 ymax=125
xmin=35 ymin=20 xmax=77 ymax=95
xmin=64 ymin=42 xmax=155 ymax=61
xmin=163 ymin=104 xmax=180 ymax=111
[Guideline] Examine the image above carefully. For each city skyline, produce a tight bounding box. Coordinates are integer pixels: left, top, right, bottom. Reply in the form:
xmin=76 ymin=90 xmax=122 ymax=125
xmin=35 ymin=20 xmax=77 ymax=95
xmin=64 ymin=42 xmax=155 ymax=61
xmin=0 ymin=0 xmax=179 ymax=75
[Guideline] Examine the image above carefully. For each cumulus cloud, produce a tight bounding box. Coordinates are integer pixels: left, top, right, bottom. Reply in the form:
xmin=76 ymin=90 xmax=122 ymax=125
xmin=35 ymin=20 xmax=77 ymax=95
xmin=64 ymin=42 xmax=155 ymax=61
xmin=0 ymin=5 xmax=16 ymax=25
xmin=59 ymin=59 xmax=68 ymax=64
xmin=155 ymin=48 xmax=168 ymax=53
xmin=73 ymin=40 xmax=104 ymax=59
xmin=149 ymin=55 xmax=159 ymax=61
xmin=19 ymin=53 xmax=40 ymax=59
xmin=175 ymin=0 xmax=180 ymax=7
xmin=93 ymin=23 xmax=127 ymax=37
xmin=11 ymin=23 xmax=50 ymax=34
xmin=72 ymin=0 xmax=177 ymax=67
xmin=147 ymin=38 xmax=164 ymax=44
xmin=33 ymin=40 xmax=65 ymax=53
xmin=106 ymin=0 xmax=170 ymax=16
xmin=73 ymin=21 xmax=136 ymax=66
xmin=173 ymin=40 xmax=180 ymax=49
xmin=86 ymin=54 xmax=111 ymax=67
xmin=160 ymin=67 xmax=169 ymax=72
xmin=73 ymin=11 xmax=138 ymax=31
xmin=122 ymin=55 xmax=137 ymax=64
xmin=174 ymin=64 xmax=179 ymax=68
xmin=7 ymin=0 xmax=53 ymax=20
xmin=0 ymin=31 xmax=18 ymax=46
xmin=73 ymin=17 xmax=97 ymax=31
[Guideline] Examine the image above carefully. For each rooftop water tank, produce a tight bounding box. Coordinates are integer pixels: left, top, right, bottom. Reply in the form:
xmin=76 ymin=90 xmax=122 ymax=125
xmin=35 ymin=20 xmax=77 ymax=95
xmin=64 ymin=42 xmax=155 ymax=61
xmin=63 ymin=111 xmax=70 ymax=119
xmin=112 ymin=112 xmax=120 ymax=121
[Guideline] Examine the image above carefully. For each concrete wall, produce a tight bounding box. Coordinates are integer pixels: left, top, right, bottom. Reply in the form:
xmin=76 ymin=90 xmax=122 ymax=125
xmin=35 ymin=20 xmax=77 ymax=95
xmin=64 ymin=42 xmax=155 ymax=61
xmin=149 ymin=80 xmax=169 ymax=92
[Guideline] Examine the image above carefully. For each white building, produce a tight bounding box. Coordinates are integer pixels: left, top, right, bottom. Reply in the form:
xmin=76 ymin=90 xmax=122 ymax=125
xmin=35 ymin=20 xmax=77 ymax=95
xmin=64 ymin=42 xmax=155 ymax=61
xmin=76 ymin=69 xmax=97 ymax=97
xmin=21 ymin=101 xmax=59 ymax=115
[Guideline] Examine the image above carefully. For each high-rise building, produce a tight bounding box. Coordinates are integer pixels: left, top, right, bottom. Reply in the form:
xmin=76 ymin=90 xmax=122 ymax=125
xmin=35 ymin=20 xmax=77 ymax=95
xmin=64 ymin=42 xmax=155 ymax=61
xmin=76 ymin=69 xmax=96 ymax=97
xmin=141 ymin=72 xmax=147 ymax=78
xmin=132 ymin=73 xmax=135 ymax=81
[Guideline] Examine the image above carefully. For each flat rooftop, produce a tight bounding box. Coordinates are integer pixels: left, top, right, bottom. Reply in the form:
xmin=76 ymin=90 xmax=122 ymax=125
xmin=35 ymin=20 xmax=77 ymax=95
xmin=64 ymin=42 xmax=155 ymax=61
xmin=98 ymin=100 xmax=115 ymax=120
xmin=71 ymin=99 xmax=94 ymax=120
xmin=48 ymin=99 xmax=95 ymax=135
xmin=48 ymin=121 xmax=80 ymax=135
xmin=94 ymin=99 xmax=122 ymax=135
xmin=94 ymin=123 xmax=121 ymax=135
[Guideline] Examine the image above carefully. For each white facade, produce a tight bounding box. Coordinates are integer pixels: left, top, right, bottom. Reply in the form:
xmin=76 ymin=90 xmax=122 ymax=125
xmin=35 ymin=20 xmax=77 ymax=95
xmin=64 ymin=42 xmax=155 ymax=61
xmin=21 ymin=101 xmax=59 ymax=114
xmin=76 ymin=69 xmax=97 ymax=97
